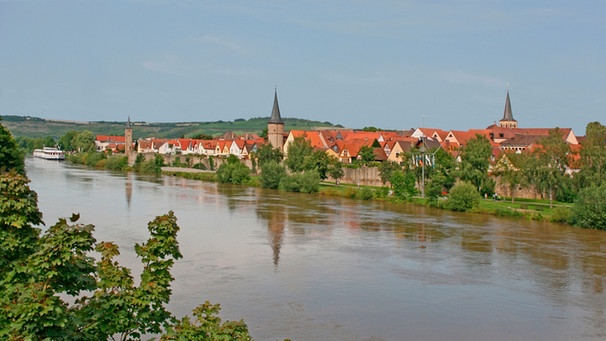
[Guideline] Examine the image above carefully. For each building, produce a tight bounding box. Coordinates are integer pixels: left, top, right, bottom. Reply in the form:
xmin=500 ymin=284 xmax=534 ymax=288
xmin=267 ymin=89 xmax=285 ymax=150
xmin=499 ymin=89 xmax=518 ymax=128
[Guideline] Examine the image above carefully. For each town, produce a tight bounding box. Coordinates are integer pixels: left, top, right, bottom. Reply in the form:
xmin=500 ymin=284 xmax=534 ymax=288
xmin=93 ymin=89 xmax=586 ymax=196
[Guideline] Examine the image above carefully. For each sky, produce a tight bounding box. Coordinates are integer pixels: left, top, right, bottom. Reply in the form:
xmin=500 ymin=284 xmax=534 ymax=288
xmin=1 ymin=0 xmax=604 ymax=134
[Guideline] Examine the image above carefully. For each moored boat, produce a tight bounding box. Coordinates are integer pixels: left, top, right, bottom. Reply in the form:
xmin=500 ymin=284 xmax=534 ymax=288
xmin=33 ymin=147 xmax=66 ymax=160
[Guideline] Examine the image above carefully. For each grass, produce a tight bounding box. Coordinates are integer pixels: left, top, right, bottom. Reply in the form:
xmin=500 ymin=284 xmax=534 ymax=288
xmin=163 ymin=171 xmax=575 ymax=224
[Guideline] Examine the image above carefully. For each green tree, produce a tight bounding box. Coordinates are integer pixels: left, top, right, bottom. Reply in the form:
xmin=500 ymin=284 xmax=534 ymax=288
xmin=492 ymin=153 xmax=529 ymax=203
xmin=216 ymin=155 xmax=251 ymax=184
xmin=576 ymin=121 xmax=606 ymax=188
xmin=256 ymin=143 xmax=284 ymax=167
xmin=571 ymin=184 xmax=606 ymax=230
xmin=356 ymin=145 xmax=375 ymax=166
xmin=284 ymin=137 xmax=313 ymax=173
xmin=326 ymin=158 xmax=344 ymax=185
xmin=279 ymin=170 xmax=320 ymax=193
xmin=0 ymin=121 xmax=25 ymax=174
xmin=431 ymin=148 xmax=456 ymax=191
xmin=73 ymin=130 xmax=96 ymax=153
xmin=303 ymin=150 xmax=334 ymax=180
xmin=260 ymin=161 xmax=286 ymax=189
xmin=390 ymin=170 xmax=417 ymax=200
xmin=59 ymin=130 xmax=79 ymax=152
xmin=446 ymin=181 xmax=481 ymax=212
xmin=530 ymin=128 xmax=572 ymax=207
xmin=459 ymin=134 xmax=493 ymax=195
xmin=378 ymin=160 xmax=400 ymax=186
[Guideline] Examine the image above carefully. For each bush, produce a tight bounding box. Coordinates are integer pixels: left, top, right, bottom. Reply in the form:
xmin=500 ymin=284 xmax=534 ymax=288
xmin=445 ymin=182 xmax=481 ymax=212
xmin=390 ymin=170 xmax=416 ymax=201
xmin=358 ymin=187 xmax=374 ymax=200
xmin=279 ymin=171 xmax=320 ymax=193
xmin=216 ymin=156 xmax=251 ymax=184
xmin=260 ymin=161 xmax=286 ymax=189
xmin=571 ymin=184 xmax=606 ymax=229
xmin=104 ymin=155 xmax=129 ymax=171
xmin=192 ymin=162 xmax=206 ymax=170
xmin=494 ymin=207 xmax=524 ymax=218
xmin=550 ymin=206 xmax=572 ymax=223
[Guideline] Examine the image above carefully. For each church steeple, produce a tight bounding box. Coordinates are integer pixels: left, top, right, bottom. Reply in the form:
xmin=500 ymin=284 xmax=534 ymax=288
xmin=499 ymin=88 xmax=518 ymax=128
xmin=267 ymin=87 xmax=285 ymax=150
xmin=269 ymin=88 xmax=284 ymax=124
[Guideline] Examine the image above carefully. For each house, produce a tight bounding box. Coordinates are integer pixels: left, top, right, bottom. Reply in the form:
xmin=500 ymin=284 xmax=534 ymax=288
xmin=96 ymin=135 xmax=126 ymax=153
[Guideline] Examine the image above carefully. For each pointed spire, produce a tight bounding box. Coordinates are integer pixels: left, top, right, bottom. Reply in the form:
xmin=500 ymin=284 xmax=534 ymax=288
xmin=269 ymin=88 xmax=284 ymax=124
xmin=499 ymin=88 xmax=518 ymax=128
xmin=501 ymin=89 xmax=514 ymax=121
xmin=126 ymin=116 xmax=132 ymax=129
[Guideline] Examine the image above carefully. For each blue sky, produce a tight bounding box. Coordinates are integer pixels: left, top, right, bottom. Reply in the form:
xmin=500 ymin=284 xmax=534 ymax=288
xmin=1 ymin=1 xmax=604 ymax=134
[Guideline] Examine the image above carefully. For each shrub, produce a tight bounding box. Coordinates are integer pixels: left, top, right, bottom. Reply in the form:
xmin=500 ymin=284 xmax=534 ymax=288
xmin=358 ymin=187 xmax=374 ymax=200
xmin=260 ymin=161 xmax=286 ymax=189
xmin=445 ymin=182 xmax=481 ymax=212
xmin=571 ymin=184 xmax=606 ymax=229
xmin=550 ymin=206 xmax=572 ymax=223
xmin=279 ymin=171 xmax=320 ymax=193
xmin=390 ymin=170 xmax=416 ymax=201
xmin=216 ymin=155 xmax=251 ymax=185
xmin=104 ymin=155 xmax=128 ymax=171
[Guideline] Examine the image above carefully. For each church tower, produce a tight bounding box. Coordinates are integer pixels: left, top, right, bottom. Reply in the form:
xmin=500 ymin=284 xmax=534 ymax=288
xmin=125 ymin=116 xmax=136 ymax=165
xmin=267 ymin=89 xmax=285 ymax=150
xmin=499 ymin=89 xmax=518 ymax=128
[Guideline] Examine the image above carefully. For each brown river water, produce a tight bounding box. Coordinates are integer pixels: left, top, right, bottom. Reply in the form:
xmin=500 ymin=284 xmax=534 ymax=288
xmin=26 ymin=158 xmax=606 ymax=341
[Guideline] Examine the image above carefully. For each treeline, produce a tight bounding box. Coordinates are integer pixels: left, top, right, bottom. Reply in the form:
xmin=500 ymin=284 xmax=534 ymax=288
xmin=3 ymin=114 xmax=341 ymax=139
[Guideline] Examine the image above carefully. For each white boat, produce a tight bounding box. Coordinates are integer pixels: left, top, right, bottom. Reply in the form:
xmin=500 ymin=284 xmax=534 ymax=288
xmin=33 ymin=147 xmax=66 ymax=160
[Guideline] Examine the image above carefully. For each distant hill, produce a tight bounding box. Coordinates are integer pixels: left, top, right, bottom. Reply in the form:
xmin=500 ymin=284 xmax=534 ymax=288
xmin=1 ymin=115 xmax=344 ymax=139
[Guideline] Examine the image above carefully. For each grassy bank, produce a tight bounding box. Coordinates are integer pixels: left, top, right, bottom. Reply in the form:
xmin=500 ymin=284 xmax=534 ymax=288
xmin=163 ymin=169 xmax=575 ymax=224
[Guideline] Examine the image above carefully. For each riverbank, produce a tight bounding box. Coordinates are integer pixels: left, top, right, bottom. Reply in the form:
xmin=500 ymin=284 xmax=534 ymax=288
xmin=161 ymin=167 xmax=574 ymax=225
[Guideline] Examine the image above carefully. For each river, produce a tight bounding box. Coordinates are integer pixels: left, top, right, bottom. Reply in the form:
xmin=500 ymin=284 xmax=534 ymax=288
xmin=25 ymin=158 xmax=606 ymax=341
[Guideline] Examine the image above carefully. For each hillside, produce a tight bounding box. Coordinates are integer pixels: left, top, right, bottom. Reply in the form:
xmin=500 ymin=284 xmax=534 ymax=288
xmin=1 ymin=115 xmax=344 ymax=139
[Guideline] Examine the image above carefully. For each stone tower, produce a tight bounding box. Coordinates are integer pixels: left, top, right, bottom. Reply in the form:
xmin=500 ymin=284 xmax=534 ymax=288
xmin=267 ymin=89 xmax=285 ymax=150
xmin=125 ymin=116 xmax=136 ymax=165
xmin=499 ymin=89 xmax=518 ymax=128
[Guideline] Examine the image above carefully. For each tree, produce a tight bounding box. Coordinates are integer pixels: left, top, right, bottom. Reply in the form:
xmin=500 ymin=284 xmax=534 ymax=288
xmin=571 ymin=184 xmax=606 ymax=230
xmin=445 ymin=181 xmax=481 ymax=212
xmin=0 ymin=121 xmax=25 ymax=174
xmin=256 ymin=143 xmax=283 ymax=167
xmin=284 ymin=137 xmax=313 ymax=173
xmin=279 ymin=170 xmax=320 ymax=193
xmin=216 ymin=155 xmax=251 ymax=184
xmin=576 ymin=121 xmax=606 ymax=188
xmin=326 ymin=158 xmax=344 ymax=185
xmin=260 ymin=161 xmax=286 ymax=189
xmin=459 ymin=134 xmax=493 ymax=196
xmin=356 ymin=145 xmax=375 ymax=166
xmin=73 ymin=130 xmax=96 ymax=153
xmin=378 ymin=161 xmax=400 ymax=186
xmin=530 ymin=128 xmax=572 ymax=207
xmin=390 ymin=170 xmax=417 ymax=200
xmin=492 ymin=153 xmax=529 ymax=203
xmin=303 ymin=150 xmax=334 ymax=180
xmin=59 ymin=130 xmax=79 ymax=152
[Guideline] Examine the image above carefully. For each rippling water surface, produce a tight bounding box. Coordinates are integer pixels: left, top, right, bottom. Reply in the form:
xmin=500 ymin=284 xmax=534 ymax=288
xmin=26 ymin=158 xmax=606 ymax=341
